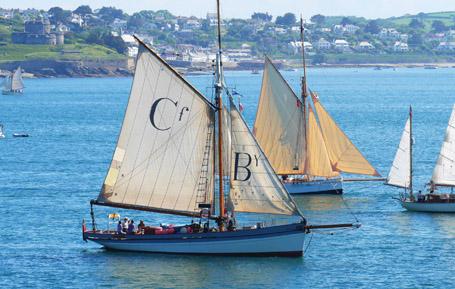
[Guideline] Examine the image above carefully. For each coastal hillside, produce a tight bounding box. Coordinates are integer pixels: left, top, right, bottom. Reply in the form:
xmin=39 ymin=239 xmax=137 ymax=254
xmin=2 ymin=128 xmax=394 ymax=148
xmin=2 ymin=6 xmax=455 ymax=76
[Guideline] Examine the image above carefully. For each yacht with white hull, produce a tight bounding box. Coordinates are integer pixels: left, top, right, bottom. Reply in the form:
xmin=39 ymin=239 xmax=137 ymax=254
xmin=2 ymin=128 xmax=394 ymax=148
xmin=253 ymin=19 xmax=380 ymax=195
xmin=387 ymin=106 xmax=455 ymax=212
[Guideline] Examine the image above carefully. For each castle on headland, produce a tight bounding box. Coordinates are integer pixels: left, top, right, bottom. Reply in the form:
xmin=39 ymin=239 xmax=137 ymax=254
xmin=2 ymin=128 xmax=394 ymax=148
xmin=12 ymin=18 xmax=64 ymax=45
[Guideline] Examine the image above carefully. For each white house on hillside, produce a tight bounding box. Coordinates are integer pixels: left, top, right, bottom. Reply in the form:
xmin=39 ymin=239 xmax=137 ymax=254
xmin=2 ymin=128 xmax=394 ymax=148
xmin=334 ymin=39 xmax=350 ymax=51
xmin=393 ymin=41 xmax=409 ymax=52
xmin=315 ymin=38 xmax=331 ymax=50
xmin=356 ymin=41 xmax=375 ymax=51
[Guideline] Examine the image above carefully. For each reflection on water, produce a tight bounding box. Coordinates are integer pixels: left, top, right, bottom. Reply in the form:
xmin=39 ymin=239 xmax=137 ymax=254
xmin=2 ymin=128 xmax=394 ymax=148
xmin=91 ymin=249 xmax=306 ymax=289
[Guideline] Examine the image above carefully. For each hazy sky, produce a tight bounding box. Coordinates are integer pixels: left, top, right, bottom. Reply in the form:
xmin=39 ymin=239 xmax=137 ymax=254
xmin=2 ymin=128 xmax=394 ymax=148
xmin=2 ymin=0 xmax=455 ymax=19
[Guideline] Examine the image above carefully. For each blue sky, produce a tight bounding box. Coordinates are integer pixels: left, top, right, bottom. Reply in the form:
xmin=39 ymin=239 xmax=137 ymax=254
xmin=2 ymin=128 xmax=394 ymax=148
xmin=2 ymin=0 xmax=455 ymax=19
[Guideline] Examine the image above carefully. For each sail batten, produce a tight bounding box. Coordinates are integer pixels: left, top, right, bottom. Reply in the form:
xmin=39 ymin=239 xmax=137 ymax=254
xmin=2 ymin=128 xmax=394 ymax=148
xmin=387 ymin=117 xmax=411 ymax=189
xmin=312 ymin=92 xmax=380 ymax=177
xmin=253 ymin=57 xmax=305 ymax=175
xmin=98 ymin=43 xmax=216 ymax=215
xmin=432 ymin=105 xmax=455 ymax=187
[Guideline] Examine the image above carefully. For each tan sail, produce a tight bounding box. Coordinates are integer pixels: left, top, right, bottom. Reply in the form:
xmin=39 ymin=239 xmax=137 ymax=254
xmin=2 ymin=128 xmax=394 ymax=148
xmin=311 ymin=92 xmax=380 ymax=176
xmin=306 ymin=107 xmax=340 ymax=178
xmin=432 ymin=105 xmax=455 ymax=186
xmin=230 ymin=98 xmax=299 ymax=216
xmin=387 ymin=117 xmax=411 ymax=189
xmin=97 ymin=43 xmax=216 ymax=215
xmin=253 ymin=57 xmax=305 ymax=175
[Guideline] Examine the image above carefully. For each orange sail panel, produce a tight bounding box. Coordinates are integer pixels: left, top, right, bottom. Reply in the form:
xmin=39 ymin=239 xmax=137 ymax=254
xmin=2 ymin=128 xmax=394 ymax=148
xmin=311 ymin=92 xmax=380 ymax=176
xmin=306 ymin=108 xmax=340 ymax=178
xmin=253 ymin=57 xmax=305 ymax=175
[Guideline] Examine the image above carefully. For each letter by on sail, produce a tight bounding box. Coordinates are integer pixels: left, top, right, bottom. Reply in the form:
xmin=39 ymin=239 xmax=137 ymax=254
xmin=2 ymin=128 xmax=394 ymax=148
xmin=306 ymin=107 xmax=340 ymax=178
xmin=312 ymin=93 xmax=380 ymax=176
xmin=230 ymin=99 xmax=299 ymax=216
xmin=387 ymin=117 xmax=411 ymax=189
xmin=253 ymin=57 xmax=305 ymax=175
xmin=432 ymin=105 xmax=455 ymax=186
xmin=98 ymin=44 xmax=216 ymax=215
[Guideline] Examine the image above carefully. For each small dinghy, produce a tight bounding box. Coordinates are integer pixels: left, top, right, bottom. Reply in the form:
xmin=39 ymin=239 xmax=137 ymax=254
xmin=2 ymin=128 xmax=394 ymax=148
xmin=12 ymin=133 xmax=29 ymax=138
xmin=387 ymin=106 xmax=455 ymax=213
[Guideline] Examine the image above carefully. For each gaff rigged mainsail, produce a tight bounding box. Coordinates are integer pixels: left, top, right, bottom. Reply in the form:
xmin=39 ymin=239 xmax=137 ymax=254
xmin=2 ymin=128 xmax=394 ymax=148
xmin=98 ymin=43 xmax=216 ymax=216
xmin=432 ymin=105 xmax=455 ymax=187
xmin=253 ymin=57 xmax=305 ymax=175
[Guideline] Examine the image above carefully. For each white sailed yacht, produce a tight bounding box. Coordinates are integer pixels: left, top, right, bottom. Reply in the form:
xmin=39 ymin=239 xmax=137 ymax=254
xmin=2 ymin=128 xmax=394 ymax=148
xmin=253 ymin=19 xmax=380 ymax=195
xmin=82 ymin=2 xmax=356 ymax=256
xmin=387 ymin=106 xmax=455 ymax=212
xmin=2 ymin=67 xmax=24 ymax=95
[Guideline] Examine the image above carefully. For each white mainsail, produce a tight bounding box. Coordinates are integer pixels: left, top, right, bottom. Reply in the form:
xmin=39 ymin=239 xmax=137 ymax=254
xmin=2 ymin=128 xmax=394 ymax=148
xmin=253 ymin=57 xmax=305 ymax=175
xmin=431 ymin=105 xmax=455 ymax=187
xmin=98 ymin=44 xmax=216 ymax=216
xmin=387 ymin=116 xmax=411 ymax=189
xmin=11 ymin=67 xmax=24 ymax=91
xmin=230 ymin=98 xmax=299 ymax=216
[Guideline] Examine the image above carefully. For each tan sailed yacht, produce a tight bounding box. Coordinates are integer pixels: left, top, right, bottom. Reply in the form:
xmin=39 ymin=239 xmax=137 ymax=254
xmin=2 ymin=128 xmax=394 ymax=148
xmin=253 ymin=20 xmax=380 ymax=195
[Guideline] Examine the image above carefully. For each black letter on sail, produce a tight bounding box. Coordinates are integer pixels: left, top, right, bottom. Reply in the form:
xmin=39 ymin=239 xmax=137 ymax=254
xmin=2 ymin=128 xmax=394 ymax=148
xmin=149 ymin=98 xmax=178 ymax=131
xmin=234 ymin=152 xmax=252 ymax=181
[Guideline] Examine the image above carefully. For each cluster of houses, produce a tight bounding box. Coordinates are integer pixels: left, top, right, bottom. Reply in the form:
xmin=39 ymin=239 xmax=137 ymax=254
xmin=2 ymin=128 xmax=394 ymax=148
xmin=4 ymin=7 xmax=455 ymax=61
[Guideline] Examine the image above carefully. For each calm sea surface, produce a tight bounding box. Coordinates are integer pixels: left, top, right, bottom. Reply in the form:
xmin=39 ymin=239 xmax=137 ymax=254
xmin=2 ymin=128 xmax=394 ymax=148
xmin=1 ymin=68 xmax=455 ymax=288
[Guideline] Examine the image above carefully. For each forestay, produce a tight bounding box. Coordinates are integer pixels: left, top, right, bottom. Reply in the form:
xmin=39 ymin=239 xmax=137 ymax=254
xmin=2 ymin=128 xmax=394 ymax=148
xmin=230 ymin=98 xmax=300 ymax=216
xmin=432 ymin=105 xmax=455 ymax=186
xmin=387 ymin=117 xmax=411 ymax=189
xmin=312 ymin=92 xmax=380 ymax=176
xmin=253 ymin=57 xmax=305 ymax=175
xmin=98 ymin=44 xmax=216 ymax=215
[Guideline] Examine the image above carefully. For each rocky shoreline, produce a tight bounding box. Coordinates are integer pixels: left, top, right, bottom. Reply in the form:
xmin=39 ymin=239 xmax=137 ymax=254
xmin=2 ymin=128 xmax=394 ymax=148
xmin=0 ymin=59 xmax=133 ymax=78
xmin=2 ymin=59 xmax=455 ymax=78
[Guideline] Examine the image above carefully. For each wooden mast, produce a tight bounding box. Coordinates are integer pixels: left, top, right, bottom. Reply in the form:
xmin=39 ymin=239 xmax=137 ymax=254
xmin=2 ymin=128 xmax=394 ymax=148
xmin=215 ymin=0 xmax=225 ymax=229
xmin=300 ymin=17 xmax=309 ymax=175
xmin=409 ymin=106 xmax=413 ymax=198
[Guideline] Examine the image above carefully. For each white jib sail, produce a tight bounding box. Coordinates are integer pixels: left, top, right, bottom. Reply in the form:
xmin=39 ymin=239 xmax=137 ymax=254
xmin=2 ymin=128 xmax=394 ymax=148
xmin=11 ymin=68 xmax=24 ymax=90
xmin=387 ymin=117 xmax=411 ymax=189
xmin=98 ymin=44 xmax=216 ymax=215
xmin=253 ymin=57 xmax=305 ymax=175
xmin=432 ymin=105 xmax=455 ymax=186
xmin=229 ymin=98 xmax=300 ymax=216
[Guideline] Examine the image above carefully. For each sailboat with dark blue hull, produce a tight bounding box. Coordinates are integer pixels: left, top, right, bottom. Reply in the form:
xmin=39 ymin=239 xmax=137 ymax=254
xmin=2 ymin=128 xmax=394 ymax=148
xmin=82 ymin=1 xmax=356 ymax=256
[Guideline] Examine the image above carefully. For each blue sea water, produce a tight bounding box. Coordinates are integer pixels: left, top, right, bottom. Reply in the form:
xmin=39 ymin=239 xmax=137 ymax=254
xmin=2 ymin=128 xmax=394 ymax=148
xmin=1 ymin=68 xmax=455 ymax=288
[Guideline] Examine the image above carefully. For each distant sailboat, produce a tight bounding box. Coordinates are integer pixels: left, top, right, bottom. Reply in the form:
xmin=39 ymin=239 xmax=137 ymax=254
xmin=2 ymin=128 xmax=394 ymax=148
xmin=253 ymin=19 xmax=380 ymax=195
xmin=387 ymin=106 xmax=455 ymax=212
xmin=2 ymin=67 xmax=24 ymax=95
xmin=82 ymin=2 xmax=356 ymax=256
xmin=0 ymin=124 xmax=5 ymax=138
